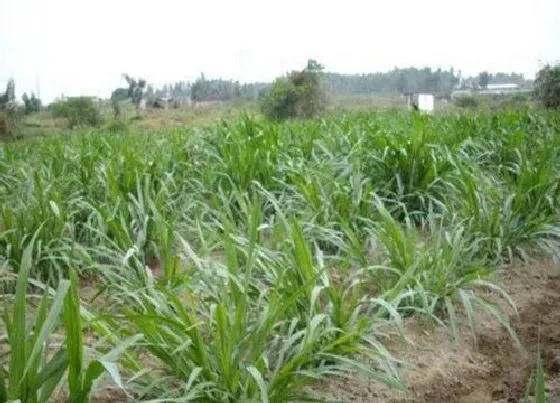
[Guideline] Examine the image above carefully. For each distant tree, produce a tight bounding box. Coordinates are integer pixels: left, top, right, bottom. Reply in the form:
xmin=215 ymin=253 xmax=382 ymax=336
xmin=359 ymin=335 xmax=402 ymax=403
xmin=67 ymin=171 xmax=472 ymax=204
xmin=111 ymin=97 xmax=121 ymax=119
xmin=0 ymin=78 xmax=15 ymax=110
xmin=320 ymin=67 xmax=459 ymax=95
xmin=259 ymin=77 xmax=298 ymax=121
xmin=190 ymin=75 xmax=242 ymax=103
xmin=478 ymin=71 xmax=490 ymax=89
xmin=122 ymin=74 xmax=147 ymax=117
xmin=423 ymin=69 xmax=442 ymax=93
xmin=397 ymin=72 xmax=407 ymax=93
xmin=146 ymin=84 xmax=155 ymax=101
xmin=260 ymin=59 xmax=326 ymax=120
xmin=111 ymin=87 xmax=130 ymax=102
xmin=534 ymin=64 xmax=560 ymax=109
xmin=30 ymin=93 xmax=41 ymax=113
xmin=291 ymin=59 xmax=326 ymax=118
xmin=22 ymin=92 xmax=41 ymax=115
xmin=190 ymin=74 xmax=207 ymax=103
xmin=22 ymin=93 xmax=30 ymax=114
xmin=0 ymin=79 xmax=19 ymax=137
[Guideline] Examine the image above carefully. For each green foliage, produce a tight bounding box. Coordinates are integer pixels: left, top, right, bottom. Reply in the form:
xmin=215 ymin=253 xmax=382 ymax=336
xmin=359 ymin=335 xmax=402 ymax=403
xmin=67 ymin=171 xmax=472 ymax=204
xmin=110 ymin=87 xmax=129 ymax=102
xmin=1 ymin=110 xmax=559 ymax=400
xmin=259 ymin=77 xmax=299 ymax=121
xmin=50 ymin=97 xmax=102 ymax=128
xmin=122 ymin=74 xmax=147 ymax=104
xmin=1 ymin=239 xmax=71 ymax=403
xmin=0 ymin=78 xmax=15 ymax=110
xmin=260 ymin=59 xmax=326 ymax=121
xmin=367 ymin=201 xmax=520 ymax=347
xmin=0 ymin=240 xmax=138 ymax=403
xmin=535 ymin=64 xmax=560 ymax=109
xmin=63 ymin=269 xmax=141 ymax=403
xmin=454 ymin=95 xmax=479 ymax=108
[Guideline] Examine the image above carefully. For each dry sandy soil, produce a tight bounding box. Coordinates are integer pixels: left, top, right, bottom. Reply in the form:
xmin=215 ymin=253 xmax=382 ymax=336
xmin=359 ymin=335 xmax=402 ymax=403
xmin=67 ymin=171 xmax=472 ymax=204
xmin=319 ymin=259 xmax=560 ymax=403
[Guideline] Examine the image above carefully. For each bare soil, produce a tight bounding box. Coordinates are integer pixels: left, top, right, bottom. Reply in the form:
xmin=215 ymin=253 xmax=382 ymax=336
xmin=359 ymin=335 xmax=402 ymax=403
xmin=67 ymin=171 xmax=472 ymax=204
xmin=319 ymin=260 xmax=560 ymax=402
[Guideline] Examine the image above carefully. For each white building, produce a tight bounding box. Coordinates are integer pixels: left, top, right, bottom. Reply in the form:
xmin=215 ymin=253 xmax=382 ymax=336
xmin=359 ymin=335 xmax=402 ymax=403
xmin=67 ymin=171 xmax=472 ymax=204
xmin=486 ymin=83 xmax=519 ymax=91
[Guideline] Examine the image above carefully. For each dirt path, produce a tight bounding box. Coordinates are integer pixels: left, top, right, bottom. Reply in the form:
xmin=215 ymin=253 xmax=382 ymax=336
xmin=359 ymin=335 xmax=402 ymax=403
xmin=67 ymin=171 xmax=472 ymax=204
xmin=320 ymin=260 xmax=560 ymax=402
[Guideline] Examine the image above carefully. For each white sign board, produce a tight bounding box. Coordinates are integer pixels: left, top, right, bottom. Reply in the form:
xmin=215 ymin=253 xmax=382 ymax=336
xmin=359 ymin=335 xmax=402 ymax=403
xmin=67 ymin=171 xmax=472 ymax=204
xmin=418 ymin=94 xmax=434 ymax=113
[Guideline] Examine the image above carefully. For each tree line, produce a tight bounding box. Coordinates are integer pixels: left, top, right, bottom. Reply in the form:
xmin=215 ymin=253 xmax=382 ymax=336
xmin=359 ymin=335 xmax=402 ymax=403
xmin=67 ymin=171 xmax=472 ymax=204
xmin=112 ymin=75 xmax=269 ymax=105
xmin=135 ymin=68 xmax=533 ymax=103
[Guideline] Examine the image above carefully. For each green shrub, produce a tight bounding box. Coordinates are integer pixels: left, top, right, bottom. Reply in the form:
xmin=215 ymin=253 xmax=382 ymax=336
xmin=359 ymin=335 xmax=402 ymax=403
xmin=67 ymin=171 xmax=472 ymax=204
xmin=535 ymin=64 xmax=560 ymax=109
xmin=454 ymin=96 xmax=478 ymax=108
xmin=260 ymin=59 xmax=326 ymax=121
xmin=51 ymin=97 xmax=102 ymax=128
xmin=258 ymin=77 xmax=299 ymax=121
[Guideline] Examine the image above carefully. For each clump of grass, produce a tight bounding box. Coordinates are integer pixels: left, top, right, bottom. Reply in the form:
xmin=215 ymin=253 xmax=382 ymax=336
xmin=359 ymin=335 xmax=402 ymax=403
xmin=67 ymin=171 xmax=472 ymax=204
xmin=0 ymin=239 xmax=137 ymax=402
xmin=360 ymin=199 xmax=520 ymax=347
xmin=524 ymin=347 xmax=547 ymax=403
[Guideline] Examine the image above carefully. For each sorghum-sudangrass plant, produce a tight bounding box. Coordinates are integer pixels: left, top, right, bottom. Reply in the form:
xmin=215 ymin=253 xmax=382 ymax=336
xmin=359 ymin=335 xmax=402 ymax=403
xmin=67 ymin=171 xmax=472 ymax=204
xmin=0 ymin=240 xmax=71 ymax=402
xmin=447 ymin=154 xmax=560 ymax=262
xmin=0 ymin=240 xmax=135 ymax=403
xmin=117 ymin=212 xmax=403 ymax=402
xmin=1 ymin=109 xmax=559 ymax=399
xmin=361 ymin=201 xmax=520 ymax=346
xmin=524 ymin=346 xmax=547 ymax=403
xmin=356 ymin=114 xmax=457 ymax=221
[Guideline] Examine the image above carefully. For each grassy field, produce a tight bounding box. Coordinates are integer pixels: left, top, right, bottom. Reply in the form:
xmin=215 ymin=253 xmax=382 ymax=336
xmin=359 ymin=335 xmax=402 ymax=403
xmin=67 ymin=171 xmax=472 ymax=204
xmin=1 ymin=109 xmax=559 ymax=401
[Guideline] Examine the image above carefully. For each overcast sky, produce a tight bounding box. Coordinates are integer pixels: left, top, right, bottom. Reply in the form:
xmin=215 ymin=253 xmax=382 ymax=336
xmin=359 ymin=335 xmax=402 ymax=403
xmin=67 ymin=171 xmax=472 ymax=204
xmin=1 ymin=0 xmax=558 ymax=102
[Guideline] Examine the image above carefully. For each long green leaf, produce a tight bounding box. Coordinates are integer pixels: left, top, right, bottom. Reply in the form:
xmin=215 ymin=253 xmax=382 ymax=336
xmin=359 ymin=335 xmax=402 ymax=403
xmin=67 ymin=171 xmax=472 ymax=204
xmin=8 ymin=241 xmax=34 ymax=401
xmin=24 ymin=280 xmax=70 ymax=379
xmin=63 ymin=268 xmax=83 ymax=401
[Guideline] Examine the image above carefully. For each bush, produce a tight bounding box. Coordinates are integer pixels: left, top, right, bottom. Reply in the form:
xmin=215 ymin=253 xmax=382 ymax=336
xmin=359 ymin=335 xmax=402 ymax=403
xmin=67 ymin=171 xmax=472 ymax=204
xmin=260 ymin=59 xmax=326 ymax=121
xmin=51 ymin=97 xmax=103 ymax=128
xmin=454 ymin=95 xmax=478 ymax=108
xmin=535 ymin=64 xmax=560 ymax=109
xmin=258 ymin=77 xmax=299 ymax=121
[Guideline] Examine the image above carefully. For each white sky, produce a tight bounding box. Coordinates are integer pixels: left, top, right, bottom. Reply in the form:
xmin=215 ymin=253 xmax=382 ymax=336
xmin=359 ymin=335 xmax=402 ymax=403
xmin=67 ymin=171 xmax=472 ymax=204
xmin=1 ymin=0 xmax=559 ymax=103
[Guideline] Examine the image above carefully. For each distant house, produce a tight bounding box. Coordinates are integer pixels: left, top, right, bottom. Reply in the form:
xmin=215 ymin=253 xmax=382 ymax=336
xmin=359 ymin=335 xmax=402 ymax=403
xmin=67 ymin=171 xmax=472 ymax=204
xmin=452 ymin=82 xmax=532 ymax=98
xmin=485 ymin=83 xmax=519 ymax=92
